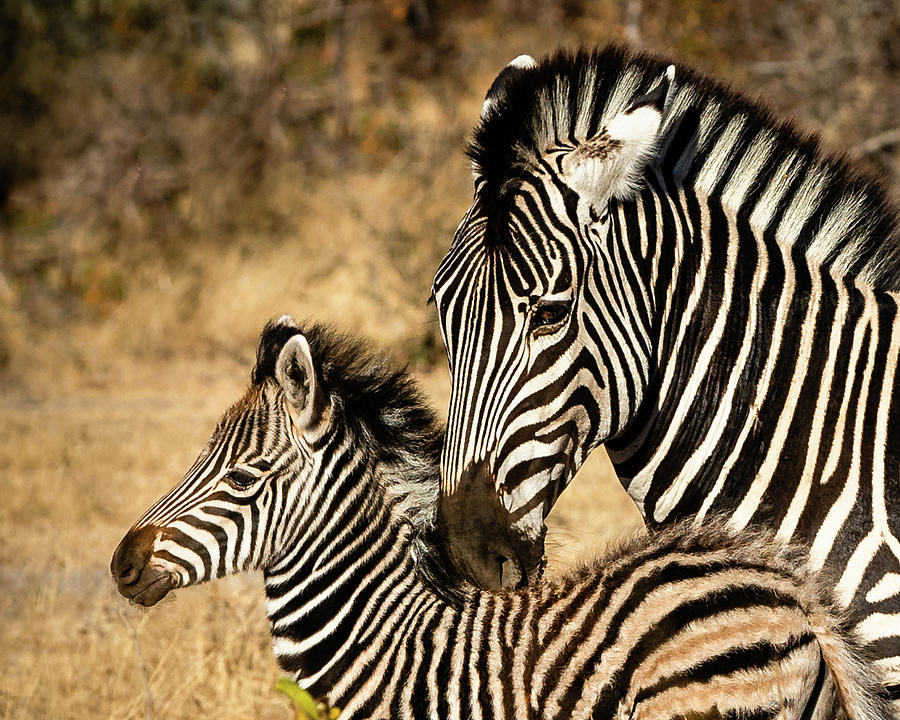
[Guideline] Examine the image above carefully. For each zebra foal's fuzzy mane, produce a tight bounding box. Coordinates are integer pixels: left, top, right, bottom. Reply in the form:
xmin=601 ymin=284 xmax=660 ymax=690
xmin=471 ymin=44 xmax=900 ymax=290
xmin=252 ymin=318 xmax=444 ymax=533
xmin=572 ymin=519 xmax=818 ymax=592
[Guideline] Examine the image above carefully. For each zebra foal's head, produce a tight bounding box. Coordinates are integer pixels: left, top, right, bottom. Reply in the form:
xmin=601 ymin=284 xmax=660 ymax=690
xmin=111 ymin=316 xmax=442 ymax=606
xmin=434 ymin=48 xmax=675 ymax=588
xmin=110 ymin=318 xmax=327 ymax=605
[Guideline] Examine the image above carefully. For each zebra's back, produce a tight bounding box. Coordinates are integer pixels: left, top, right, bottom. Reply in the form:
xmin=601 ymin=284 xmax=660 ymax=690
xmin=471 ymin=522 xmax=890 ymax=720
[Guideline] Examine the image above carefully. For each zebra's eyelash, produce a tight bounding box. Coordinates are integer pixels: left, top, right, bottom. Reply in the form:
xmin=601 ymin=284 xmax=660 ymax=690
xmin=224 ymin=467 xmax=260 ymax=489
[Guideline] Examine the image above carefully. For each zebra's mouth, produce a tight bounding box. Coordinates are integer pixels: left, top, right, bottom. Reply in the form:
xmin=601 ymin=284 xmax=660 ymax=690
xmin=111 ymin=523 xmax=181 ymax=607
xmin=116 ymin=566 xmax=179 ymax=607
xmin=501 ymin=536 xmax=547 ymax=588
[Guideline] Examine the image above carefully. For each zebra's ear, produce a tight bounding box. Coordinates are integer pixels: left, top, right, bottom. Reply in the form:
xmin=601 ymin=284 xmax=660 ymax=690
xmin=562 ymin=66 xmax=674 ymax=204
xmin=481 ymin=54 xmax=537 ymax=120
xmin=275 ymin=334 xmax=327 ymax=430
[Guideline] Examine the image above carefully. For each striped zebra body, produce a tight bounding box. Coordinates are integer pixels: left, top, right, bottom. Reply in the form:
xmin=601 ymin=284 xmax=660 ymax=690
xmin=430 ymin=45 xmax=900 ymax=697
xmin=111 ymin=318 xmax=889 ymax=719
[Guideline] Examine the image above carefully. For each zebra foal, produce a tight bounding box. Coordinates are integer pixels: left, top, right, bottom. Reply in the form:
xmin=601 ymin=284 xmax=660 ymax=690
xmin=111 ymin=317 xmax=889 ymax=719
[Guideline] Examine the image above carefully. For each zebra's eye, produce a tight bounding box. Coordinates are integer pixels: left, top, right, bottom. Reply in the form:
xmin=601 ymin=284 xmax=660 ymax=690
xmin=530 ymin=301 xmax=570 ymax=334
xmin=224 ymin=468 xmax=258 ymax=490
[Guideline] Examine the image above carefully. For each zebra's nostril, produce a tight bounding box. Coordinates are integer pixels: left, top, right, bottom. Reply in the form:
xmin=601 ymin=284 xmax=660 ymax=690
xmin=118 ymin=562 xmax=139 ymax=584
xmin=111 ymin=525 xmax=161 ymax=587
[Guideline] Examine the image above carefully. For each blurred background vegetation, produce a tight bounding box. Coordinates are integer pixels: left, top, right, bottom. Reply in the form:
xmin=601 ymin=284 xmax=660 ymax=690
xmin=1 ymin=0 xmax=898 ymax=395
xmin=0 ymin=2 xmax=897 ymax=718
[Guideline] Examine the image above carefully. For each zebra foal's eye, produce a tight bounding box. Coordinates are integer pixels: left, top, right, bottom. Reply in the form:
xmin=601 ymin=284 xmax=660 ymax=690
xmin=224 ymin=468 xmax=258 ymax=489
xmin=530 ymin=301 xmax=570 ymax=334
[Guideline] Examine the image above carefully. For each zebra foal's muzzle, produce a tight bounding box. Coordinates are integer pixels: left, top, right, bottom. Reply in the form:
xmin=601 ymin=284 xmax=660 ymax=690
xmin=438 ymin=459 xmax=546 ymax=590
xmin=110 ymin=524 xmax=179 ymax=607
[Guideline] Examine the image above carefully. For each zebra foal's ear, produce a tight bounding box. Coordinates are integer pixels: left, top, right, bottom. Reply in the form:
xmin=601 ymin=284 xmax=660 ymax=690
xmin=562 ymin=65 xmax=675 ymax=205
xmin=275 ymin=334 xmax=326 ymax=429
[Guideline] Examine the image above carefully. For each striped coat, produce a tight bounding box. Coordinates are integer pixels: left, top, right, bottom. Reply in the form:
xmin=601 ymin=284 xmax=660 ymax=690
xmin=111 ymin=319 xmax=891 ymax=719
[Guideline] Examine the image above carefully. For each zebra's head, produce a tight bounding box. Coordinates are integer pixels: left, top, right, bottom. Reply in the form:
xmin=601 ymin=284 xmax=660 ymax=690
xmin=110 ymin=317 xmax=332 ymax=605
xmin=434 ymin=50 xmax=675 ymax=588
xmin=112 ymin=317 xmax=442 ymax=606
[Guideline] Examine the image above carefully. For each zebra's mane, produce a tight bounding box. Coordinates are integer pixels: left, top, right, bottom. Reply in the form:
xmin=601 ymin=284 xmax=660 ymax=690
xmin=252 ymin=318 xmax=444 ymax=535
xmin=570 ymin=519 xmax=819 ymax=591
xmin=470 ymin=44 xmax=900 ymax=290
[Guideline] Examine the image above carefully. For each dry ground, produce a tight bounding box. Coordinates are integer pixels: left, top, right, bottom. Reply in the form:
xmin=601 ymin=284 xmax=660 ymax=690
xmin=0 ymin=335 xmax=640 ymax=720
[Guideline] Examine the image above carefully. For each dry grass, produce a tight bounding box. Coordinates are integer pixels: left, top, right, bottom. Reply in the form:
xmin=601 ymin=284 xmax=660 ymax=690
xmin=0 ymin=361 xmax=285 ymax=719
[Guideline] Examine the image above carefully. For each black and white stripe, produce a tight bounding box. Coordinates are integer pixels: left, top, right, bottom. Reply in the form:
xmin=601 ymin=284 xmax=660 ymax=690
xmin=431 ymin=45 xmax=900 ymax=696
xmin=111 ymin=318 xmax=891 ymax=719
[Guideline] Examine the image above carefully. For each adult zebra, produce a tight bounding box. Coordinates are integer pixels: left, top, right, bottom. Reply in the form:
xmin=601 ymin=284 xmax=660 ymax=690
xmin=431 ymin=45 xmax=900 ymax=698
xmin=110 ymin=317 xmax=890 ymax=719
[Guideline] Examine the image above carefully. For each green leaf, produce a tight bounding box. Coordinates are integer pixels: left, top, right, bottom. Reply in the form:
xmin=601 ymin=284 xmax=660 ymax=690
xmin=274 ymin=677 xmax=321 ymax=720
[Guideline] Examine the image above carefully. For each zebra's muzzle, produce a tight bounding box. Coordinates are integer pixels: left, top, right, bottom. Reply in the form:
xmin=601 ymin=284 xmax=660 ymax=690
xmin=438 ymin=460 xmax=547 ymax=589
xmin=121 ymin=569 xmax=178 ymax=607
xmin=110 ymin=524 xmax=179 ymax=606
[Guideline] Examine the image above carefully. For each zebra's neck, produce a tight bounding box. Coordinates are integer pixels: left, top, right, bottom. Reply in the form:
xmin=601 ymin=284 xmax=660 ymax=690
xmin=261 ymin=454 xmax=458 ymax=700
xmin=608 ymin=213 xmax=900 ymax=551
